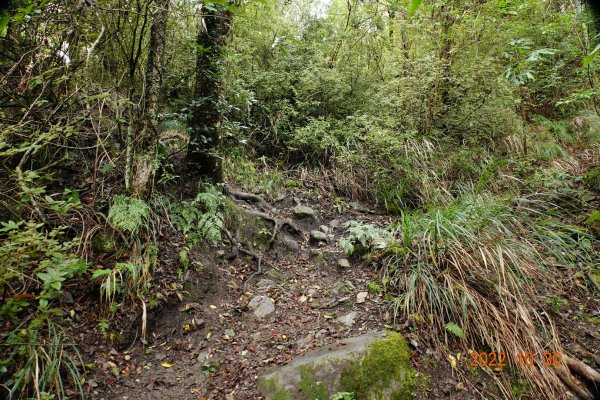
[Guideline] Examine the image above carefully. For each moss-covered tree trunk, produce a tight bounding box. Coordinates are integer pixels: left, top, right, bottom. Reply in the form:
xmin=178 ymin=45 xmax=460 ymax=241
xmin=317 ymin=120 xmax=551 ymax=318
xmin=187 ymin=5 xmax=232 ymax=183
xmin=131 ymin=0 xmax=169 ymax=197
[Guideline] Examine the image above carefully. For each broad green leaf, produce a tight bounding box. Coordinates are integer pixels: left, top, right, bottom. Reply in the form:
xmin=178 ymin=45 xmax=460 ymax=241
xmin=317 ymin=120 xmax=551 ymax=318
xmin=583 ymin=43 xmax=600 ymax=67
xmin=0 ymin=15 xmax=9 ymax=38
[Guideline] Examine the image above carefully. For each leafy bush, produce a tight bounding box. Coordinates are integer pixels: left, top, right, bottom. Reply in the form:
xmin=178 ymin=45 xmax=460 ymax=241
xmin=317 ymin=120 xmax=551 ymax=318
xmin=339 ymin=221 xmax=391 ymax=257
xmin=0 ymin=221 xmax=87 ymax=399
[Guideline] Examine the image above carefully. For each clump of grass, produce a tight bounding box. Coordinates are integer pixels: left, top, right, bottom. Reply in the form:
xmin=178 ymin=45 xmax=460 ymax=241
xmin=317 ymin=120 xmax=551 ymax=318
xmin=383 ymin=193 xmax=592 ymax=399
xmin=536 ymin=142 xmax=567 ymax=161
xmin=1 ymin=319 xmax=84 ymax=399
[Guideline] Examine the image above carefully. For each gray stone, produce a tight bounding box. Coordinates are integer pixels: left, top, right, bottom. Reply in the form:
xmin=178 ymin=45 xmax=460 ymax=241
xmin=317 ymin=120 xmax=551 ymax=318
xmin=332 ymin=280 xmax=355 ymax=295
xmin=258 ymin=332 xmax=414 ymax=400
xmin=336 ymin=311 xmax=357 ymax=327
xmin=310 ymin=230 xmax=328 ymax=243
xmin=294 ymin=205 xmax=316 ymax=219
xmin=329 ymin=219 xmax=341 ymax=228
xmin=319 ymin=225 xmax=329 ymax=233
xmin=248 ymin=295 xmax=275 ymax=318
xmin=282 ymin=235 xmax=301 ymax=252
xmin=356 ymin=291 xmax=368 ymax=303
xmin=337 ymin=258 xmax=350 ymax=269
xmin=314 ymin=329 xmax=328 ymax=339
xmin=59 ymin=291 xmax=74 ymax=304
xmin=216 ymin=250 xmax=225 ymax=257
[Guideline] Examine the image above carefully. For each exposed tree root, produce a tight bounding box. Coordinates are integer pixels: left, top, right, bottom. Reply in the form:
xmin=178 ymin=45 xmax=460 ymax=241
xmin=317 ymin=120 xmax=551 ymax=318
xmin=223 ymin=228 xmax=270 ymax=284
xmin=564 ymin=355 xmax=600 ymax=384
xmin=242 ymin=208 xmax=301 ymax=247
xmin=222 ymin=186 xmax=303 ymax=284
xmin=556 ymin=366 xmax=594 ymax=400
xmin=225 ymin=185 xmax=274 ymax=212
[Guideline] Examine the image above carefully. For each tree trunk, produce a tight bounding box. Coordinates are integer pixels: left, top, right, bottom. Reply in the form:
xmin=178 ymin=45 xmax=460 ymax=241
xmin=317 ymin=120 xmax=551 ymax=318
xmin=131 ymin=0 xmax=169 ymax=197
xmin=187 ymin=4 xmax=232 ymax=183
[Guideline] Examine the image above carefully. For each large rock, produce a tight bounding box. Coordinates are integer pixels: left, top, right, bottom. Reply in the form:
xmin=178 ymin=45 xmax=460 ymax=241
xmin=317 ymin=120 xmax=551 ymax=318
xmin=282 ymin=235 xmax=301 ymax=252
xmin=259 ymin=332 xmax=417 ymax=400
xmin=248 ymin=295 xmax=275 ymax=318
xmin=294 ymin=205 xmax=316 ymax=219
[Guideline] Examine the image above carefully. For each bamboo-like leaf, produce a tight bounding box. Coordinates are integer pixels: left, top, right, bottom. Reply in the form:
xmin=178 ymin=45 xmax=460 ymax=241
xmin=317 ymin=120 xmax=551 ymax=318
xmin=583 ymin=43 xmax=600 ymax=67
xmin=408 ymin=0 xmax=422 ymax=17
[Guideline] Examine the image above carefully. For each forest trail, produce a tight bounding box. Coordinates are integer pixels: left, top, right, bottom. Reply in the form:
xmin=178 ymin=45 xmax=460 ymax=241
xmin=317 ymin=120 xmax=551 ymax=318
xmin=89 ymin=190 xmax=400 ymax=399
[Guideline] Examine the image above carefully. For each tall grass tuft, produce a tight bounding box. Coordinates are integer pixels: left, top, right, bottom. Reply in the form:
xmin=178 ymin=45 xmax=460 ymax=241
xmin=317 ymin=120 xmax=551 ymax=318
xmin=1 ymin=319 xmax=84 ymax=399
xmin=384 ymin=193 xmax=593 ymax=399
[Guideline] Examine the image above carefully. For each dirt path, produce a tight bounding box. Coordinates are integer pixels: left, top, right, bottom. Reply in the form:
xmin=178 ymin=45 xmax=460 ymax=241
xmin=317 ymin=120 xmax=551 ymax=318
xmin=88 ymin=193 xmax=399 ymax=399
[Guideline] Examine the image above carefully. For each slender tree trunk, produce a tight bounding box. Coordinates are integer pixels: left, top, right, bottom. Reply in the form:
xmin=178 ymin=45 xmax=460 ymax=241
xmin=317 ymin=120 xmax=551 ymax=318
xmin=187 ymin=5 xmax=232 ymax=183
xmin=131 ymin=0 xmax=169 ymax=197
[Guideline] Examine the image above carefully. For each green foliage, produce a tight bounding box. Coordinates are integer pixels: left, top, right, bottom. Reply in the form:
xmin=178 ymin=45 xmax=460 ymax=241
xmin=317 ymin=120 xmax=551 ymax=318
xmin=331 ymin=393 xmax=355 ymax=400
xmin=339 ymin=221 xmax=391 ymax=257
xmin=444 ymin=322 xmax=465 ymax=339
xmin=108 ymin=195 xmax=151 ymax=234
xmin=299 ymin=366 xmax=328 ymax=400
xmin=169 ymin=185 xmax=224 ymax=245
xmin=0 ymin=221 xmax=87 ymax=310
xmin=0 ymin=319 xmax=83 ymax=400
xmin=583 ymin=166 xmax=600 ymax=191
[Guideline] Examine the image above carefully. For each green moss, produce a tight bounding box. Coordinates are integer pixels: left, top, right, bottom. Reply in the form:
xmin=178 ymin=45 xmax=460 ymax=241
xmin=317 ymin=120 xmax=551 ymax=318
xmin=340 ymin=332 xmax=417 ymax=400
xmin=299 ymin=366 xmax=328 ymax=400
xmin=259 ymin=377 xmax=292 ymax=400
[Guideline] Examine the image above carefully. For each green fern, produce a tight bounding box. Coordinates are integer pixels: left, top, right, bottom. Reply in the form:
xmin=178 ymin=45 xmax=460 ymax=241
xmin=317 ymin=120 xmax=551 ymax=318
xmin=108 ymin=195 xmax=150 ymax=234
xmin=444 ymin=322 xmax=465 ymax=339
xmin=169 ymin=186 xmax=224 ymax=245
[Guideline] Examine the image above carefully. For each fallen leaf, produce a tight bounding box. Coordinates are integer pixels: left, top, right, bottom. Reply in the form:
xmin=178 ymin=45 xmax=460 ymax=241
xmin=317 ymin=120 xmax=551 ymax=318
xmin=161 ymin=362 xmax=175 ymax=368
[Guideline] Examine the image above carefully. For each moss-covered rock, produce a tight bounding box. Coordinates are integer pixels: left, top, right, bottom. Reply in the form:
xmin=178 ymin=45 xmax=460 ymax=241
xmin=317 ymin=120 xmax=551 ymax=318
xmin=258 ymin=332 xmax=419 ymax=400
xmin=91 ymin=232 xmax=116 ymax=253
xmin=339 ymin=332 xmax=415 ymax=400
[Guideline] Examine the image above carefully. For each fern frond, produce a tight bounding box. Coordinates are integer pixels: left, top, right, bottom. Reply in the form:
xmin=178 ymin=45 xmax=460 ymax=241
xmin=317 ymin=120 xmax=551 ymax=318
xmin=108 ymin=195 xmax=150 ymax=234
xmin=444 ymin=322 xmax=465 ymax=339
xmin=169 ymin=185 xmax=224 ymax=245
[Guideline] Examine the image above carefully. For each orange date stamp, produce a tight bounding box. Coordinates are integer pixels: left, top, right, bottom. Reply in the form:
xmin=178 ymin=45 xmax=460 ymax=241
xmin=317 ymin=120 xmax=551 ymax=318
xmin=469 ymin=351 xmax=563 ymax=368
